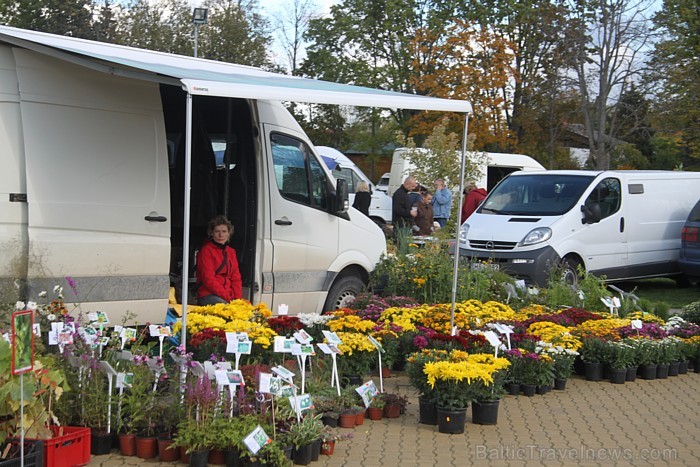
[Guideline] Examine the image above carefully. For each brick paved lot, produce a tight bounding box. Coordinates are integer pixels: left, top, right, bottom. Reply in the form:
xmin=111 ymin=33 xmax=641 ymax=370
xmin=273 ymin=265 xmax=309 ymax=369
xmin=91 ymin=371 xmax=700 ymax=467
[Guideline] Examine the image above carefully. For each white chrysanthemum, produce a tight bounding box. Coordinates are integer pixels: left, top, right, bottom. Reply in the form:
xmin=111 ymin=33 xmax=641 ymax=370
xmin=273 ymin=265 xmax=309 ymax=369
xmin=47 ymin=314 xmax=56 ymax=321
xmin=296 ymin=313 xmax=333 ymax=327
xmin=15 ymin=301 xmax=25 ymax=310
xmin=38 ymin=290 xmax=47 ymax=298
xmin=53 ymin=285 xmax=63 ymax=295
xmin=27 ymin=301 xmax=38 ymax=311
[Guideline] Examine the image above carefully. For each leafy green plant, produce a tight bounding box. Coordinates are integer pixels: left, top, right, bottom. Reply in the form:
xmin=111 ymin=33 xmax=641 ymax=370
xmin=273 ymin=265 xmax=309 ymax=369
xmin=370 ymin=243 xmax=512 ymax=305
xmin=605 ymin=341 xmax=635 ymax=370
xmin=172 ymin=418 xmax=212 ymax=453
xmin=286 ymin=414 xmax=324 ymax=449
xmin=0 ymin=342 xmax=69 ymax=443
xmin=579 ymin=337 xmax=609 ymax=363
xmin=369 ymin=394 xmax=385 ymax=409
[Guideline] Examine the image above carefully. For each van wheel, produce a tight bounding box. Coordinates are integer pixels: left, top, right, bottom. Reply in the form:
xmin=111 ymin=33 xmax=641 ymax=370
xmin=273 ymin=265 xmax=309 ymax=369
xmin=561 ymin=257 xmax=582 ymax=286
xmin=674 ymin=274 xmax=694 ymax=288
xmin=323 ymin=275 xmax=365 ymax=312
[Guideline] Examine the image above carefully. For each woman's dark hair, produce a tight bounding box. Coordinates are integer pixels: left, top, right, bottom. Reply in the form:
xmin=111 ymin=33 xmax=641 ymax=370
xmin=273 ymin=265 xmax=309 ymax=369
xmin=207 ymin=215 xmax=233 ymax=237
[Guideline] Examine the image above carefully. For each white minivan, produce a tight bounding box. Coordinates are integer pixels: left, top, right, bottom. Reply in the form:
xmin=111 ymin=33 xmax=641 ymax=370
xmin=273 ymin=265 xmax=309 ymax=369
xmin=316 ymin=146 xmax=393 ymax=226
xmin=456 ymin=170 xmax=700 ymax=285
xmin=0 ymin=27 xmax=470 ymax=323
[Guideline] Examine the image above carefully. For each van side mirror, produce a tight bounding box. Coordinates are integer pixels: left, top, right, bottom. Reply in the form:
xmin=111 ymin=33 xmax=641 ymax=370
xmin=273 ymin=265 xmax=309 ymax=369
xmin=581 ymin=203 xmax=601 ymax=224
xmin=335 ymin=178 xmax=349 ymax=213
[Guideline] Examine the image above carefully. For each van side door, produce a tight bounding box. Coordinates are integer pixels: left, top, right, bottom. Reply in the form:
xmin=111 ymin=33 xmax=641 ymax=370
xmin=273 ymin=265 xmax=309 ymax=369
xmin=264 ymin=128 xmax=339 ymax=314
xmin=578 ymin=178 xmax=627 ymax=277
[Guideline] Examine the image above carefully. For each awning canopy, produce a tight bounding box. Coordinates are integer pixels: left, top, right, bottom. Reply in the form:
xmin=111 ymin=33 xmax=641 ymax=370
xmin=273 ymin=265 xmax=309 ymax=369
xmin=0 ymin=25 xmax=471 ymax=113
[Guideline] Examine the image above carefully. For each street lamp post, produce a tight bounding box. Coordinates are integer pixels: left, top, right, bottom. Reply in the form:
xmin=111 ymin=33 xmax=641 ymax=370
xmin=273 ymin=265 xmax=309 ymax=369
xmin=192 ymin=7 xmax=208 ymax=58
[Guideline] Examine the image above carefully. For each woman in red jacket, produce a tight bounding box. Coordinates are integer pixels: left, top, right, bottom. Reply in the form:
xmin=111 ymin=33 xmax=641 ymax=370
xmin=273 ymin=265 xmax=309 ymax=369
xmin=196 ymin=216 xmax=243 ymax=305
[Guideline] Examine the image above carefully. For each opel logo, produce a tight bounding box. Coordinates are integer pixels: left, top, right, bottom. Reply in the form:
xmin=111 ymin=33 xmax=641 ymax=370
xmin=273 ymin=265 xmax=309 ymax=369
xmin=485 ymin=241 xmax=495 ymax=250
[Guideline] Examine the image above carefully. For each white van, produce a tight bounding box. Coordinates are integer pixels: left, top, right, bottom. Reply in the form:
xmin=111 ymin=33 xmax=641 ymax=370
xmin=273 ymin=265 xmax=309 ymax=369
xmin=316 ymin=146 xmax=393 ymax=225
xmin=456 ymin=170 xmax=700 ymax=285
xmin=375 ymin=173 xmax=390 ymax=193
xmin=387 ymin=148 xmax=544 ymax=196
xmin=0 ymin=27 xmax=470 ymax=322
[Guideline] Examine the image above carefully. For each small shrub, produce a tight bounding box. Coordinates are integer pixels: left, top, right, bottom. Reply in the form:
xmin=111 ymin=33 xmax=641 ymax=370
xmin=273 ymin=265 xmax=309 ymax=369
xmin=681 ymin=301 xmax=700 ymax=324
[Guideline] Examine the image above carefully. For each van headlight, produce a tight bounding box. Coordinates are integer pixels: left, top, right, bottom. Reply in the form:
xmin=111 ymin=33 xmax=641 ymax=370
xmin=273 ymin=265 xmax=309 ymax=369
xmin=519 ymin=227 xmax=552 ymax=246
xmin=459 ymin=224 xmax=470 ymax=245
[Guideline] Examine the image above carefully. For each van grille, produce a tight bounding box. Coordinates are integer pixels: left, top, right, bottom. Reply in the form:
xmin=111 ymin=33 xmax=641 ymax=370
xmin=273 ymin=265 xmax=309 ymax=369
xmin=469 ymin=240 xmax=517 ymax=251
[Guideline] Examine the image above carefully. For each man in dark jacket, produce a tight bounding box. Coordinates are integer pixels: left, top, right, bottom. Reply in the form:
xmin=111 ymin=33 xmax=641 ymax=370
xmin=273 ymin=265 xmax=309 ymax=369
xmin=392 ymin=176 xmax=418 ymax=230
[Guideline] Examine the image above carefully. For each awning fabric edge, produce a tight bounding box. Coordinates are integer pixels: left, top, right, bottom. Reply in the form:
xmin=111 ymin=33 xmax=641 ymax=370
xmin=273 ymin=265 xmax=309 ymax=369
xmin=182 ymin=79 xmax=471 ymax=113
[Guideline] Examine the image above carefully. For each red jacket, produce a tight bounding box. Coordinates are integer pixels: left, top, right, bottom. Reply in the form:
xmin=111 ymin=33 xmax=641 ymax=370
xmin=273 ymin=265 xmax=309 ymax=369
xmin=461 ymin=188 xmax=487 ymax=223
xmin=196 ymin=240 xmax=242 ymax=301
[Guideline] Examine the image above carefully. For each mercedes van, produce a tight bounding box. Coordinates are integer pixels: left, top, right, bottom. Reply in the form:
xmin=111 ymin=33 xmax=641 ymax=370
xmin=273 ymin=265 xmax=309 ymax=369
xmin=0 ymin=27 xmax=475 ymax=323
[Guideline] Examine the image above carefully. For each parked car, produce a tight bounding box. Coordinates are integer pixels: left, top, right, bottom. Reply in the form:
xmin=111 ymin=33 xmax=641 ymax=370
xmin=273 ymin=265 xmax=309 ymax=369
xmin=680 ymin=198 xmax=700 ymax=285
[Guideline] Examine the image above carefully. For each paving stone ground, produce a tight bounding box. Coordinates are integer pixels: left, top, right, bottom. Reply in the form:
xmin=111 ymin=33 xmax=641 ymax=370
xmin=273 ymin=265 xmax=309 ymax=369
xmin=90 ymin=371 xmax=700 ymax=467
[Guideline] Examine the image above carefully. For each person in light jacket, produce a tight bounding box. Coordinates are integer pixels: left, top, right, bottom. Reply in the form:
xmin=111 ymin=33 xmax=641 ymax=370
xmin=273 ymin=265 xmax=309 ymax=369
xmin=432 ymin=179 xmax=452 ymax=228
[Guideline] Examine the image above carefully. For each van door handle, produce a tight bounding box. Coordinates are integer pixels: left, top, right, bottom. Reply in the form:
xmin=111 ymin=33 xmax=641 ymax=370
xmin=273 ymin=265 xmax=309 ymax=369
xmin=145 ymin=215 xmax=168 ymax=222
xmin=275 ymin=219 xmax=293 ymax=226
xmin=620 ymin=217 xmax=624 ymax=233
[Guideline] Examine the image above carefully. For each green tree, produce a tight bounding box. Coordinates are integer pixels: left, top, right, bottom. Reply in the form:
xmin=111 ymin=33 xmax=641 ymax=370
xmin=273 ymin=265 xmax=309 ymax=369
xmin=198 ymin=0 xmax=272 ymax=68
xmin=564 ymin=0 xmax=656 ymax=170
xmin=302 ymin=0 xmax=459 ymax=134
xmin=114 ymin=0 xmax=193 ymax=54
xmin=612 ymin=85 xmax=655 ymax=166
xmin=463 ymin=0 xmax=570 ymax=153
xmin=648 ymin=0 xmax=700 ymax=165
xmin=0 ymin=0 xmax=96 ymax=38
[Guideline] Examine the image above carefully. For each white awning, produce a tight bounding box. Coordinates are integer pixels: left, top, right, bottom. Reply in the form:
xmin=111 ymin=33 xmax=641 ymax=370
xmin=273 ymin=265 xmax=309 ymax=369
xmin=0 ymin=25 xmax=471 ymax=113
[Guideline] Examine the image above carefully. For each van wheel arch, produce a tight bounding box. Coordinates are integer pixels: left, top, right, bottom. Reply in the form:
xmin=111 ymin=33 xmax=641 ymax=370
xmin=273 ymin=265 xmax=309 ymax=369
xmin=323 ymin=269 xmax=367 ymax=312
xmin=561 ymin=254 xmax=585 ymax=286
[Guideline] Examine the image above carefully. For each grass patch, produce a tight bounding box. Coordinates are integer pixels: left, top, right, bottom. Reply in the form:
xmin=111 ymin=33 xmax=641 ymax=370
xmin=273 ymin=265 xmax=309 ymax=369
xmin=613 ymin=278 xmax=700 ymax=309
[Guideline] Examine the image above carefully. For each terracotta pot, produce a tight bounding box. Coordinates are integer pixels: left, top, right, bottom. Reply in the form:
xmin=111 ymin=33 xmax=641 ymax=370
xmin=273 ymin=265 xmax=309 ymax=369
xmin=180 ymin=445 xmax=190 ymax=464
xmin=157 ymin=438 xmax=179 ymax=462
xmin=355 ymin=411 xmax=365 ymax=425
xmin=376 ymin=367 xmax=391 ymax=378
xmin=383 ymin=404 xmax=401 ymax=418
xmin=320 ymin=440 xmax=335 ymax=456
xmin=135 ymin=436 xmax=158 ymax=459
xmin=367 ymin=407 xmax=383 ymax=420
xmin=338 ymin=413 xmax=356 ymax=428
xmin=118 ymin=434 xmax=136 ymax=456
xmin=209 ymin=449 xmax=226 ymax=465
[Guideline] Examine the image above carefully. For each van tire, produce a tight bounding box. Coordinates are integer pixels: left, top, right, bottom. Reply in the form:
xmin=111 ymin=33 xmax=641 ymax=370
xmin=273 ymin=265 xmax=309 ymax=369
xmin=561 ymin=256 xmax=582 ymax=286
xmin=323 ymin=275 xmax=365 ymax=312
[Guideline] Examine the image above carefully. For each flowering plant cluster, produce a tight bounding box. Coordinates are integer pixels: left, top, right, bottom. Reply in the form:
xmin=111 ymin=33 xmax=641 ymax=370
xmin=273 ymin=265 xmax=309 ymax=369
xmin=172 ymin=300 xmax=277 ymax=348
xmin=537 ymin=341 xmax=579 ymax=379
xmin=267 ymin=316 xmax=304 ymax=336
xmin=505 ymin=348 xmax=553 ymax=386
xmin=422 ymin=352 xmax=510 ymax=409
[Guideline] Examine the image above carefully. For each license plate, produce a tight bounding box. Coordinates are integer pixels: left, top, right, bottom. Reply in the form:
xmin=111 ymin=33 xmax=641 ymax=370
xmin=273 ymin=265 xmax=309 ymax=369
xmin=471 ymin=262 xmax=500 ymax=271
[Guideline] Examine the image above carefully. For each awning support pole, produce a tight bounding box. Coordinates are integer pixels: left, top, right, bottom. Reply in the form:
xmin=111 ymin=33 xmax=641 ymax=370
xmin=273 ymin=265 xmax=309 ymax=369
xmin=180 ymin=93 xmax=194 ymax=385
xmin=451 ymin=113 xmax=470 ymax=335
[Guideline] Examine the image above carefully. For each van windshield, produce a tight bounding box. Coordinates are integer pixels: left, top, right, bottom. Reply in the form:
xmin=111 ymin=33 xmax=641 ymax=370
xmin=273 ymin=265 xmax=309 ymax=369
xmin=480 ymin=174 xmax=595 ymax=216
